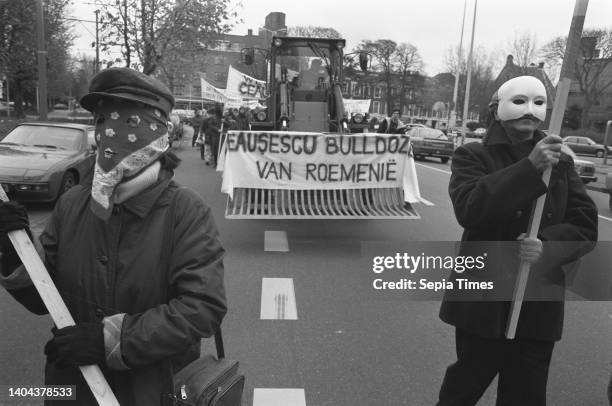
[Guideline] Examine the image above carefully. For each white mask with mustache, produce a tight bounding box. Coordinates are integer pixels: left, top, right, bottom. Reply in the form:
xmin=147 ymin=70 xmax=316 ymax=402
xmin=497 ymin=76 xmax=547 ymax=122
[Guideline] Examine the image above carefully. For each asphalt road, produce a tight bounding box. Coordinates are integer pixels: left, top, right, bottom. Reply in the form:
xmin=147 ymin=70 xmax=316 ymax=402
xmin=1 ymin=146 xmax=611 ymax=406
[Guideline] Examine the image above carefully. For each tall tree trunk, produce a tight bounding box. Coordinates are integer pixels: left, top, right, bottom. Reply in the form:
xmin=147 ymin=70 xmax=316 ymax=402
xmin=14 ymin=81 xmax=26 ymax=118
xmin=580 ymin=99 xmax=592 ymax=129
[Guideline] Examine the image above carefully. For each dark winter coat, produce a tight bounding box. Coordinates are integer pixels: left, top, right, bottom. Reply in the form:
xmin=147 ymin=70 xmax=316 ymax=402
xmin=5 ymin=172 xmax=226 ymax=405
xmin=201 ymin=116 xmax=222 ymax=145
xmin=439 ymin=123 xmax=598 ymax=342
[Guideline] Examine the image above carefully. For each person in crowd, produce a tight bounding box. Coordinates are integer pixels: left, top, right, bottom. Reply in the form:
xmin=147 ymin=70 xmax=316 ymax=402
xmin=301 ymin=58 xmax=326 ymax=90
xmin=190 ymin=110 xmax=204 ymax=147
xmin=437 ymin=75 xmax=598 ymax=406
xmin=377 ymin=108 xmax=406 ymax=134
xmin=0 ymin=67 xmax=227 ymax=405
xmin=234 ymin=107 xmax=251 ymax=131
xmin=368 ymin=116 xmax=379 ymax=133
xmin=200 ymin=106 xmax=223 ymax=167
xmin=180 ymin=117 xmax=194 ymax=149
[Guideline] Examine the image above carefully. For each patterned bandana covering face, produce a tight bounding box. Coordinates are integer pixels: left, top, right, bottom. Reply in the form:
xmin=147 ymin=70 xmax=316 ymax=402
xmin=91 ymin=99 xmax=169 ymax=220
xmin=497 ymin=76 xmax=547 ymax=122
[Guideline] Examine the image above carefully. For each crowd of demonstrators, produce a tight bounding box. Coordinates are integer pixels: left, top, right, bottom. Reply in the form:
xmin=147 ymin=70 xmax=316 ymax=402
xmin=0 ymin=68 xmax=227 ymax=405
xmin=437 ymin=76 xmax=598 ymax=406
xmin=196 ymin=106 xmax=253 ymax=166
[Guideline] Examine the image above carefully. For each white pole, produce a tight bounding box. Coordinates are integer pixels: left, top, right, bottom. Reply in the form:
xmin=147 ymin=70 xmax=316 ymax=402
xmin=461 ymin=0 xmax=478 ymax=145
xmin=506 ymin=0 xmax=590 ymax=339
xmin=450 ymin=0 xmax=467 ymax=129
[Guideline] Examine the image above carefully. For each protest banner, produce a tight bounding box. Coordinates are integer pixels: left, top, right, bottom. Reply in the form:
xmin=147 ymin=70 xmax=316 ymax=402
xmin=200 ymin=77 xmax=226 ymax=103
xmin=219 ymin=131 xmax=427 ymax=205
xmin=226 ymin=66 xmax=267 ymax=100
xmin=343 ymin=99 xmax=371 ymax=116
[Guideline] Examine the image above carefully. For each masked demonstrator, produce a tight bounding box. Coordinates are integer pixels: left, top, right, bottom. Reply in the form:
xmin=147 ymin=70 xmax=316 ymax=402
xmin=0 ymin=68 xmax=227 ymax=405
xmin=437 ymin=76 xmax=598 ymax=406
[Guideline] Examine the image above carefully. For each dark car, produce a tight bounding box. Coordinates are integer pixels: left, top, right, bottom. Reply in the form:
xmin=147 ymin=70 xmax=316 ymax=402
xmin=562 ymin=136 xmax=612 ymax=158
xmin=0 ymin=122 xmax=96 ymax=202
xmin=407 ymin=127 xmax=455 ymax=163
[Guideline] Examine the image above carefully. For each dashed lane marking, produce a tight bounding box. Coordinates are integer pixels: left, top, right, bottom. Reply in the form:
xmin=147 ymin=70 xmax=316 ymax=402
xmin=253 ymin=388 xmax=306 ymax=406
xmin=415 ymin=162 xmax=452 ymax=175
xmin=264 ymin=230 xmax=289 ymax=252
xmin=261 ymin=278 xmax=298 ymax=320
xmin=599 ymin=214 xmax=612 ymax=223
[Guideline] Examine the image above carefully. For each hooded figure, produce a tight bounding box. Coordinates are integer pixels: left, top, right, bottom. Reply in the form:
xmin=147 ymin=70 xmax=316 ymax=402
xmin=80 ymin=68 xmax=175 ymax=221
xmin=437 ymin=76 xmax=597 ymax=406
xmin=0 ymin=67 xmax=227 ymax=405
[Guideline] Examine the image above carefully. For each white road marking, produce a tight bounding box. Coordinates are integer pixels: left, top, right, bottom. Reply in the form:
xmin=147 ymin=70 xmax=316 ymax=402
xmin=260 ymin=278 xmax=298 ymax=320
xmin=599 ymin=214 xmax=612 ymax=223
xmin=264 ymin=230 xmax=289 ymax=252
xmin=415 ymin=162 xmax=452 ymax=175
xmin=253 ymin=388 xmax=306 ymax=406
xmin=416 ymin=163 xmax=612 ymax=221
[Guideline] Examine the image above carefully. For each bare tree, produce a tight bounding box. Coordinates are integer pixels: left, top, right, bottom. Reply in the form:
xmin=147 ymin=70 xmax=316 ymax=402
xmin=541 ymin=29 xmax=612 ymax=128
xmin=507 ymin=31 xmax=538 ymax=67
xmin=394 ymin=43 xmax=424 ymax=113
xmin=444 ymin=45 xmax=502 ymax=122
xmin=357 ymin=39 xmax=397 ymax=115
xmin=287 ymin=26 xmax=342 ymax=39
xmin=100 ymin=0 xmax=240 ymax=75
xmin=0 ymin=0 xmax=73 ymax=116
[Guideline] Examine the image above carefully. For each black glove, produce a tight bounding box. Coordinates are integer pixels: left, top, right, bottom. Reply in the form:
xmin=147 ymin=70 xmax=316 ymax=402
xmin=44 ymin=323 xmax=105 ymax=369
xmin=0 ymin=201 xmax=31 ymax=275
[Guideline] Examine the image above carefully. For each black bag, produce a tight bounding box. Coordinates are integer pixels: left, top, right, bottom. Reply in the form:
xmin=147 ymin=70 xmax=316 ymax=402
xmin=172 ymin=328 xmax=244 ymax=406
xmin=161 ymin=186 xmax=244 ymax=405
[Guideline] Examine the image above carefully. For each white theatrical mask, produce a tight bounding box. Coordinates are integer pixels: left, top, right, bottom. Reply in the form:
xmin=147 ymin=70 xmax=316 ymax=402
xmin=496 ymin=76 xmax=547 ymax=122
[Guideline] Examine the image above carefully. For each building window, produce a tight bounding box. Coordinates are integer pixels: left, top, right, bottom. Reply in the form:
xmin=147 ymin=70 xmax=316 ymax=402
xmin=214 ymin=72 xmax=226 ymax=82
xmin=355 ymin=84 xmax=362 ymax=97
xmin=342 ymin=81 xmax=349 ymax=93
xmin=375 ymin=87 xmax=381 ymax=98
xmin=174 ymin=85 xmax=185 ymax=95
xmin=372 ymin=101 xmax=380 ymax=114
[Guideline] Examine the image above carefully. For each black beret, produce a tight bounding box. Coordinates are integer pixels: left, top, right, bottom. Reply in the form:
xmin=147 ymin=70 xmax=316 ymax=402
xmin=80 ymin=67 xmax=174 ymax=116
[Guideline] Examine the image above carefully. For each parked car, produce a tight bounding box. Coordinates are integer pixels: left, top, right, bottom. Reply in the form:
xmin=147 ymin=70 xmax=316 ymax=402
xmin=472 ymin=127 xmax=487 ymax=138
xmin=563 ymin=146 xmax=597 ymax=184
xmin=405 ymin=123 xmax=428 ymax=130
xmin=0 ymin=122 xmax=96 ymax=202
xmin=407 ymin=127 xmax=454 ymax=163
xmin=562 ymin=136 xmax=612 ymax=158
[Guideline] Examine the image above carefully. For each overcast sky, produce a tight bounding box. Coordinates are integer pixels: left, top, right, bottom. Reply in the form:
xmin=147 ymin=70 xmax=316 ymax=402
xmin=70 ymin=0 xmax=612 ymax=76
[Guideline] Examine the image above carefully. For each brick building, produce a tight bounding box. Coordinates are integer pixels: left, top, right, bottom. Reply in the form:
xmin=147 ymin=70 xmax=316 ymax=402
xmin=342 ymin=69 xmax=426 ymax=118
xmin=172 ymin=12 xmax=287 ymax=108
xmin=566 ymin=36 xmax=612 ymax=131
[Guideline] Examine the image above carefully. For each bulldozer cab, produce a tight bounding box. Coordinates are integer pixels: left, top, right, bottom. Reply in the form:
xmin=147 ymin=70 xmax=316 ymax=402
xmin=250 ymin=37 xmax=346 ymax=133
